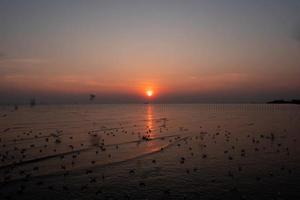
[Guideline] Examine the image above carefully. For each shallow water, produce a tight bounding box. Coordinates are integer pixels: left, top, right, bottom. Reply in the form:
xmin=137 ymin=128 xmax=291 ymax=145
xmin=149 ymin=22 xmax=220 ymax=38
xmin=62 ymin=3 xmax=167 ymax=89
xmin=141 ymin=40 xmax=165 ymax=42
xmin=0 ymin=104 xmax=299 ymax=199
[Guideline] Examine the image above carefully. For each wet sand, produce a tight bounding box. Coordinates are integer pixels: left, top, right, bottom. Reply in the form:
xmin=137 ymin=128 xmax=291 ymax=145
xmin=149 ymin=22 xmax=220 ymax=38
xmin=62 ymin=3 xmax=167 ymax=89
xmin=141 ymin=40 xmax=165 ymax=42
xmin=0 ymin=104 xmax=299 ymax=199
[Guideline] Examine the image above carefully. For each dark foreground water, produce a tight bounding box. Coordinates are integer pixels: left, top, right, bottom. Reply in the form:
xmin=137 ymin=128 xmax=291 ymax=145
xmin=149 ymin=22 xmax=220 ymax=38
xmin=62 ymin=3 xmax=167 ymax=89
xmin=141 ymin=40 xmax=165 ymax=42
xmin=0 ymin=104 xmax=299 ymax=200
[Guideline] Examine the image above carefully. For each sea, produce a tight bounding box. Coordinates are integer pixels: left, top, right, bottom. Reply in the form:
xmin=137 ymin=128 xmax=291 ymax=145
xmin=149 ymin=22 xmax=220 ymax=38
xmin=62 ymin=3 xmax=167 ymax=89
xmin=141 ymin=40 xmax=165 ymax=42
xmin=0 ymin=104 xmax=299 ymax=199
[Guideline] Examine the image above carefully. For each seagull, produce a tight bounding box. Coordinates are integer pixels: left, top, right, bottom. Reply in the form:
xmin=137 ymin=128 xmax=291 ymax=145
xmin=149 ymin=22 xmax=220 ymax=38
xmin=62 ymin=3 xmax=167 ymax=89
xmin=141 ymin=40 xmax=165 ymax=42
xmin=89 ymin=94 xmax=96 ymax=101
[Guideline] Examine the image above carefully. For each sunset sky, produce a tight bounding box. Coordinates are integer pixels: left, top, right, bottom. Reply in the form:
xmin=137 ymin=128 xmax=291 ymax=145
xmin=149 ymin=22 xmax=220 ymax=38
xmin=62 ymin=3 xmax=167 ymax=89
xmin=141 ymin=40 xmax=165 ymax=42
xmin=1 ymin=0 xmax=300 ymax=104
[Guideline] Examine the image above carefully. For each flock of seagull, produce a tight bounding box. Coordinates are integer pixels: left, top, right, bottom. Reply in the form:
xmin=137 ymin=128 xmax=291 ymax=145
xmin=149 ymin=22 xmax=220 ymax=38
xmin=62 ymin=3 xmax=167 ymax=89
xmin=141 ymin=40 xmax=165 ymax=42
xmin=0 ymin=104 xmax=299 ymax=199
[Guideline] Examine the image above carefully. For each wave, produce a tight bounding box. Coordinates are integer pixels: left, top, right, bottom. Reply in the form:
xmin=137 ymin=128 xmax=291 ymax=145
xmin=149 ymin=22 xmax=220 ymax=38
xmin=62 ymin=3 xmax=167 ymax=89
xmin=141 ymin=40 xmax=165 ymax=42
xmin=0 ymin=134 xmax=182 ymax=171
xmin=0 ymin=135 xmax=188 ymax=185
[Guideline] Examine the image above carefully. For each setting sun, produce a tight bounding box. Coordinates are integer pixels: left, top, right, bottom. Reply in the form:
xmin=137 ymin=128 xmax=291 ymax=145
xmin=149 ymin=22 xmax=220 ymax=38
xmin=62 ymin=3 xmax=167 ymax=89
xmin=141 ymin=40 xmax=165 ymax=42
xmin=146 ymin=90 xmax=153 ymax=97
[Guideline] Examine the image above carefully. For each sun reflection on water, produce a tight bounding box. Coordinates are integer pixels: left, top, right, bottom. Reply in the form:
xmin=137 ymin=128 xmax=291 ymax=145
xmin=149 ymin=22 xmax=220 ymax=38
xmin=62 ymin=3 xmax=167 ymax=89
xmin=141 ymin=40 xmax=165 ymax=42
xmin=147 ymin=105 xmax=153 ymax=135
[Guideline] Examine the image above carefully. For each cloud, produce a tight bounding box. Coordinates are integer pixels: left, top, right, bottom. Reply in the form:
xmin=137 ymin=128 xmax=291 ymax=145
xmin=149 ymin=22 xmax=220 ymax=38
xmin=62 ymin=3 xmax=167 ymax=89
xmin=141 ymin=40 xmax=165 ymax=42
xmin=0 ymin=52 xmax=46 ymax=64
xmin=0 ymin=52 xmax=5 ymax=60
xmin=294 ymin=25 xmax=300 ymax=43
xmin=297 ymin=32 xmax=300 ymax=43
xmin=16 ymin=58 xmax=46 ymax=64
xmin=0 ymin=57 xmax=46 ymax=64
